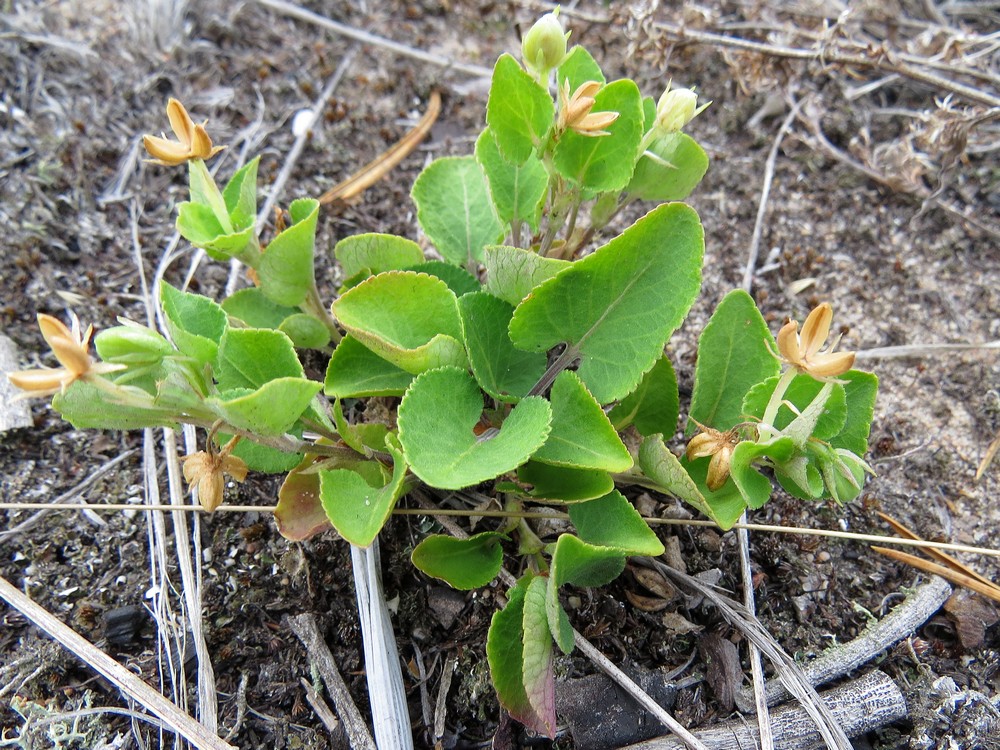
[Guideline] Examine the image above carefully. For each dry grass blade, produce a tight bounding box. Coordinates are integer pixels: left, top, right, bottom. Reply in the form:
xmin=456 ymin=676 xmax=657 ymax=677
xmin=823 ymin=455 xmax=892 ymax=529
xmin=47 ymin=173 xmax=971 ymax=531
xmin=650 ymin=560 xmax=854 ymax=750
xmin=877 ymin=511 xmax=998 ymax=590
xmin=319 ymin=90 xmax=441 ymax=205
xmin=871 ymin=547 xmax=1000 ymax=604
xmin=975 ymin=428 xmax=1000 ymax=480
xmin=0 ymin=574 xmax=236 ymax=750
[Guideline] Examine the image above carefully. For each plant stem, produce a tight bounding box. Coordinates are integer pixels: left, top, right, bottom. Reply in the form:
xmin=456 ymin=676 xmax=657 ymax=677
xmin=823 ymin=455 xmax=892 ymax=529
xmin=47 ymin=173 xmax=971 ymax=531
xmin=527 ymin=344 xmax=580 ymax=397
xmin=303 ymin=283 xmax=343 ymax=344
xmin=190 ymin=159 xmax=234 ymax=235
xmin=759 ymin=367 xmax=797 ymax=440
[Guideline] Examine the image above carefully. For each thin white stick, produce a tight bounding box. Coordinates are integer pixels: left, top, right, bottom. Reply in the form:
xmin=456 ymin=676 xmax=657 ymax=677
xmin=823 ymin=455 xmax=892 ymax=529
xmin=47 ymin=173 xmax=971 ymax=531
xmin=166 ymin=426 xmax=219 ymax=732
xmin=224 ymin=46 xmax=359 ymax=296
xmin=741 ymin=100 xmax=801 ymax=293
xmin=854 ymin=340 xmax=1000 ymax=360
xmin=0 ymin=574 xmax=236 ymax=750
xmin=573 ymin=634 xmax=710 ymax=750
xmin=738 ymin=99 xmax=802 ymax=750
xmin=736 ymin=518 xmax=773 ymax=750
xmin=255 ymin=0 xmax=492 ymax=78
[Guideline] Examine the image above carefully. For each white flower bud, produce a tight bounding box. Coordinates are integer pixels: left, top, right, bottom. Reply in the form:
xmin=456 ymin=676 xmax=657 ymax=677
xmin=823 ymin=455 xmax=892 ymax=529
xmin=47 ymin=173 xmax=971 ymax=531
xmin=521 ymin=11 xmax=568 ymax=78
xmin=655 ymin=86 xmax=707 ymax=133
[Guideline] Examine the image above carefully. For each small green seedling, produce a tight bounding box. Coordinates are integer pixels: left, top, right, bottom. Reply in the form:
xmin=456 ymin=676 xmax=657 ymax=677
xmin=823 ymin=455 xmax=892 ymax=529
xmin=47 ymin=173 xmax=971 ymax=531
xmin=9 ymin=11 xmax=877 ymax=738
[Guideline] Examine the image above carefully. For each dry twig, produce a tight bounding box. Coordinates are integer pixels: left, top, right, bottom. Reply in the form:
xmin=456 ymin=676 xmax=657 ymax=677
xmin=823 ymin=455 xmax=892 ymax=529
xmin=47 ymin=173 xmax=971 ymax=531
xmin=0 ymin=574 xmax=236 ymax=750
xmin=287 ymin=613 xmax=377 ymax=750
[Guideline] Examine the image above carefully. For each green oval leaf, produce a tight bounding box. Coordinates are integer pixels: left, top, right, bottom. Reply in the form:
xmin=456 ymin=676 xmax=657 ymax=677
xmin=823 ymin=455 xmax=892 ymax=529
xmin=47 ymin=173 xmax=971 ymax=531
xmin=552 ymin=79 xmax=644 ymax=192
xmin=221 ymin=288 xmax=298 ymax=329
xmin=278 ymin=313 xmax=330 ymax=349
xmin=332 ymin=271 xmax=467 ymax=375
xmin=510 ymin=203 xmax=704 ymax=403
xmin=397 ymin=366 xmax=552 ymax=489
xmin=160 ymin=282 xmax=227 ymax=366
xmin=334 ymin=233 xmax=426 ymax=288
xmin=405 ymin=260 xmax=481 ymax=296
xmin=215 ymin=327 xmax=304 ymax=391
xmin=209 ymin=378 xmax=321 ymax=436
xmin=532 ymin=371 xmax=632 ymax=472
xmin=567 ymin=490 xmax=664 ymax=556
xmin=324 ymin=335 xmax=413 ymax=398
xmin=475 ymin=130 xmax=548 ymax=234
xmin=258 ymin=197 xmax=319 ymax=306
xmin=521 ymin=574 xmax=556 ymax=738
xmin=557 ymin=45 xmax=605 ymax=91
xmin=487 ymin=575 xmax=555 ymax=738
xmin=830 ymin=370 xmax=879 ymax=455
xmin=483 ymin=245 xmax=569 ymax=307
xmin=53 ymin=381 xmax=176 ymax=430
xmin=486 ymin=54 xmax=554 ymax=165
xmin=608 ymin=356 xmax=679 ymax=437
xmin=689 ymin=289 xmax=779 ymax=432
xmin=319 ymin=434 xmax=408 ymax=547
xmin=517 ymin=461 xmax=614 ymax=503
xmin=411 ymin=532 xmax=505 ymax=590
xmin=411 ymin=156 xmax=504 ymax=267
xmin=628 ymin=132 xmax=709 ymax=202
xmin=459 ymin=291 xmax=547 ymax=403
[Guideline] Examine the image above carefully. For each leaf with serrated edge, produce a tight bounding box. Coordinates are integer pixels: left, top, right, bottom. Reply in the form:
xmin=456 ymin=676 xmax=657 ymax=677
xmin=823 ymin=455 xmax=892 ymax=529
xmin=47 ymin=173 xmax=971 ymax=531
xmin=406 ymin=261 xmax=481 ymax=296
xmin=324 ymin=335 xmax=413 ymax=398
xmin=319 ymin=434 xmax=407 ymax=547
xmin=459 ymin=291 xmax=547 ymax=403
xmin=552 ymin=79 xmax=644 ymax=192
xmin=486 ymin=54 xmax=554 ymax=165
xmin=411 ymin=156 xmax=504 ymax=267
xmin=488 ymin=576 xmax=552 ymax=737
xmin=510 ymin=203 xmax=703 ymax=404
xmin=475 ymin=131 xmax=548 ymax=234
xmin=397 ymin=366 xmax=552 ymax=489
xmin=689 ymin=289 xmax=779 ymax=432
xmin=258 ymin=198 xmax=318 ymax=307
xmin=608 ymin=356 xmax=679 ymax=437
xmin=830 ymin=371 xmax=878 ymax=455
xmin=332 ymin=271 xmax=467 ymax=375
xmin=517 ymin=461 xmax=614 ymax=503
xmin=334 ymin=233 xmax=426 ymax=286
xmin=568 ymin=490 xmax=664 ymax=556
xmin=483 ymin=245 xmax=569 ymax=307
xmin=209 ymin=378 xmax=321 ymax=436
xmin=532 ymin=371 xmax=632 ymax=471
xmin=160 ymin=282 xmax=227 ymax=366
xmin=215 ymin=328 xmax=304 ymax=391
xmin=557 ymin=46 xmax=605 ymax=91
xmin=521 ymin=575 xmax=557 ymax=738
xmin=411 ymin=532 xmax=505 ymax=590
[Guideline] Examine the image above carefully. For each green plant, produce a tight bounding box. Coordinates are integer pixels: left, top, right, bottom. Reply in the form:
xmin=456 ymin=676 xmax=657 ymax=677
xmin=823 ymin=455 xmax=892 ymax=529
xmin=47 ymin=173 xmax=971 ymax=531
xmin=9 ymin=12 xmax=877 ymax=738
